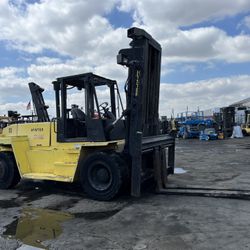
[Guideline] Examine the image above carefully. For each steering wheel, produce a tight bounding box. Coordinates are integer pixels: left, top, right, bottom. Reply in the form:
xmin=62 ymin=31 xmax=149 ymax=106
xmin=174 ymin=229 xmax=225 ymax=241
xmin=99 ymin=102 xmax=108 ymax=109
xmin=98 ymin=102 xmax=109 ymax=117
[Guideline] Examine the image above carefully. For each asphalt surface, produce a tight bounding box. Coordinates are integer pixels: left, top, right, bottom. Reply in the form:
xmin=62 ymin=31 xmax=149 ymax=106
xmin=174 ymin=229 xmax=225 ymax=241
xmin=0 ymin=137 xmax=250 ymax=250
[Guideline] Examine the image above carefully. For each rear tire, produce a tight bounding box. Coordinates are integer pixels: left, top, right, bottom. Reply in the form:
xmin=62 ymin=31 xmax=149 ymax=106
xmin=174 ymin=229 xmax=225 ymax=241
xmin=0 ymin=152 xmax=20 ymax=189
xmin=80 ymin=151 xmax=127 ymax=201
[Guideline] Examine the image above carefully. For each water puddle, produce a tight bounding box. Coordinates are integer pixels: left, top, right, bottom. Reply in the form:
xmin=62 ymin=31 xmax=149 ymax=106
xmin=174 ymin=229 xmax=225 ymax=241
xmin=3 ymin=208 xmax=74 ymax=249
xmin=2 ymin=206 xmax=122 ymax=249
xmin=174 ymin=168 xmax=187 ymax=174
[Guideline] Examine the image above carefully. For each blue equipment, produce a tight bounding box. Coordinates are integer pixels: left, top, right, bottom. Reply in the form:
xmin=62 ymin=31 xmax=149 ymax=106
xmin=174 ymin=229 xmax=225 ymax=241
xmin=177 ymin=111 xmax=217 ymax=139
xmin=199 ymin=128 xmax=218 ymax=141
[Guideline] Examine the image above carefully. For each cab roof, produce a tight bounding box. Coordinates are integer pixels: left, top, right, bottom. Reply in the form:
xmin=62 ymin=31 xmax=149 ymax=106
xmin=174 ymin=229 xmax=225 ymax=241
xmin=54 ymin=72 xmax=116 ymax=88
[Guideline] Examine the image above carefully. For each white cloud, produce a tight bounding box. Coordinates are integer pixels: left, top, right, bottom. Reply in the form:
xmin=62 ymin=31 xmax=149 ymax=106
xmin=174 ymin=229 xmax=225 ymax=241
xmin=27 ymin=58 xmax=127 ymax=90
xmin=0 ymin=99 xmax=57 ymax=118
xmin=36 ymin=57 xmax=63 ymax=65
xmin=0 ymin=67 xmax=30 ymax=103
xmin=242 ymin=15 xmax=250 ymax=29
xmin=0 ymin=0 xmax=129 ymax=98
xmin=0 ymin=101 xmax=28 ymax=115
xmin=0 ymin=67 xmax=24 ymax=78
xmin=119 ymin=0 xmax=250 ymax=64
xmin=0 ymin=0 xmax=123 ymax=58
xmin=161 ymin=27 xmax=250 ymax=63
xmin=119 ymin=0 xmax=250 ymax=27
xmin=159 ymin=75 xmax=250 ymax=116
xmin=1 ymin=0 xmax=250 ymax=66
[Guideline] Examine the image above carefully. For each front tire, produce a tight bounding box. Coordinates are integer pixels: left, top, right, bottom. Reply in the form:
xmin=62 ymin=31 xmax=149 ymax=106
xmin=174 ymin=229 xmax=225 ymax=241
xmin=80 ymin=152 xmax=127 ymax=201
xmin=0 ymin=152 xmax=20 ymax=189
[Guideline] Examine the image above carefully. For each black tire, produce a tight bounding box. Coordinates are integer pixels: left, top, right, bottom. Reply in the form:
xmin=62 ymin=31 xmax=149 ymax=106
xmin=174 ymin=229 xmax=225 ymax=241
xmin=112 ymin=153 xmax=130 ymax=193
xmin=0 ymin=152 xmax=20 ymax=189
xmin=80 ymin=151 xmax=126 ymax=201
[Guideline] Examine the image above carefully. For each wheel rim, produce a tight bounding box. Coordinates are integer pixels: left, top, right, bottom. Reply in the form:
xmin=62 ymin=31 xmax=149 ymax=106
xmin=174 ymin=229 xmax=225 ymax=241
xmin=0 ymin=160 xmax=5 ymax=179
xmin=88 ymin=162 xmax=112 ymax=191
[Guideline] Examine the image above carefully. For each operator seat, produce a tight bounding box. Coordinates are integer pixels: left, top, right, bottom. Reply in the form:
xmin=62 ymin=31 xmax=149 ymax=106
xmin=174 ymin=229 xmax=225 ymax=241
xmin=71 ymin=106 xmax=86 ymax=137
xmin=71 ymin=107 xmax=86 ymax=121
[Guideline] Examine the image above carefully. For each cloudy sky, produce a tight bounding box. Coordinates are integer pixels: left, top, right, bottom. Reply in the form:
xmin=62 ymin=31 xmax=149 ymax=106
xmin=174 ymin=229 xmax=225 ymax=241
xmin=0 ymin=0 xmax=250 ymax=117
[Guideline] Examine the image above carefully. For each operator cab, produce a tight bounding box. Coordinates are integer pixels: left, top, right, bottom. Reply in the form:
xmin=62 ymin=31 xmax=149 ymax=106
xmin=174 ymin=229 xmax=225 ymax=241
xmin=52 ymin=73 xmax=125 ymax=142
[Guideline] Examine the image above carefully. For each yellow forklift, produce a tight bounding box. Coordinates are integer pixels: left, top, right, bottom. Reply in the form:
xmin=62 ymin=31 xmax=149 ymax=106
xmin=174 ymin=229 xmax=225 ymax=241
xmin=242 ymin=110 xmax=250 ymax=136
xmin=0 ymin=27 xmax=175 ymax=200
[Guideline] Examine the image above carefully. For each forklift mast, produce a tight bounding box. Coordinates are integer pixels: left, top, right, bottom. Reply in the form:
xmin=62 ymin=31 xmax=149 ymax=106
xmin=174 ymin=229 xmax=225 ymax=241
xmin=118 ymin=28 xmax=161 ymax=137
xmin=118 ymin=27 xmax=175 ymax=197
xmin=28 ymin=82 xmax=50 ymax=122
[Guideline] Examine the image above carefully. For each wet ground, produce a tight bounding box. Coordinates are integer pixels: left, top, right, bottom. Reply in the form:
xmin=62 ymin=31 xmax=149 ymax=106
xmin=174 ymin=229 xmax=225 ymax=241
xmin=0 ymin=137 xmax=250 ymax=249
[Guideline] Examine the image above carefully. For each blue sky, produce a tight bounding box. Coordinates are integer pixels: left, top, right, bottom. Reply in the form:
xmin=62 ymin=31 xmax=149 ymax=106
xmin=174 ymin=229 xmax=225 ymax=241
xmin=0 ymin=0 xmax=250 ymax=115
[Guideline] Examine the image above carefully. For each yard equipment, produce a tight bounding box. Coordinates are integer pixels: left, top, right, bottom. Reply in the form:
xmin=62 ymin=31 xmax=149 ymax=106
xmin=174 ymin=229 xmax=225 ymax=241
xmin=199 ymin=128 xmax=218 ymax=141
xmin=221 ymin=107 xmax=235 ymax=138
xmin=241 ymin=110 xmax=250 ymax=136
xmin=0 ymin=27 xmax=175 ymax=200
xmin=160 ymin=117 xmax=178 ymax=137
xmin=0 ymin=116 xmax=11 ymax=134
xmin=0 ymin=111 xmax=20 ymax=134
xmin=177 ymin=111 xmax=216 ymax=139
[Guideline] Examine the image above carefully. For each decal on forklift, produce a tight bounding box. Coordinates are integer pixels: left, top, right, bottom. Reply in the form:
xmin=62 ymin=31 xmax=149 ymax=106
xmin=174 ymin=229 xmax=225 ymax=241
xmin=8 ymin=128 xmax=12 ymax=133
xmin=31 ymin=128 xmax=43 ymax=132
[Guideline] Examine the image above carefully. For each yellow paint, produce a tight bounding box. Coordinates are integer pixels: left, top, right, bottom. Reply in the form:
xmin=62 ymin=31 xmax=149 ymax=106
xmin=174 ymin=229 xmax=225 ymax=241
xmin=242 ymin=127 xmax=250 ymax=135
xmin=242 ymin=114 xmax=250 ymax=135
xmin=0 ymin=121 xmax=124 ymax=183
xmin=11 ymin=136 xmax=31 ymax=174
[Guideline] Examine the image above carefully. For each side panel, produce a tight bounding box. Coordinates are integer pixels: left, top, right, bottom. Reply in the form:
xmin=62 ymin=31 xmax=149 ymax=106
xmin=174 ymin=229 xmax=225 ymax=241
xmin=2 ymin=122 xmax=51 ymax=147
xmin=0 ymin=122 xmax=123 ymax=183
xmin=26 ymin=149 xmax=55 ymax=174
xmin=17 ymin=123 xmax=51 ymax=147
xmin=11 ymin=136 xmax=31 ymax=174
xmin=53 ymin=148 xmax=82 ymax=181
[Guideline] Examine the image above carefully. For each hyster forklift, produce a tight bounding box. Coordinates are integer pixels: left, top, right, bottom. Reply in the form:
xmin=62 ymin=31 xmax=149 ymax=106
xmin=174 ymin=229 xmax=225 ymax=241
xmin=0 ymin=27 xmax=175 ymax=200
